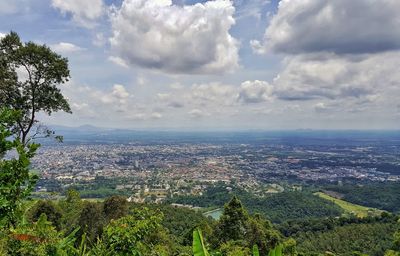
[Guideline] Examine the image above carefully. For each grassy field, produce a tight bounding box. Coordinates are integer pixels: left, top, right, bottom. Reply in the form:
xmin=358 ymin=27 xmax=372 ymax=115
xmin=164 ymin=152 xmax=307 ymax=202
xmin=315 ymin=191 xmax=383 ymax=218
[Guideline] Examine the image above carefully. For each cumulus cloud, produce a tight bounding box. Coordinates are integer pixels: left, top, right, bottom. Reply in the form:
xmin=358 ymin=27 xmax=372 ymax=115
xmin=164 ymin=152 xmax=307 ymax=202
xmin=51 ymin=42 xmax=84 ymax=54
xmin=111 ymin=84 xmax=130 ymax=101
xmin=253 ymin=0 xmax=400 ymax=55
xmin=249 ymin=0 xmax=400 ymax=113
xmin=189 ymin=82 xmax=237 ymax=105
xmin=109 ymin=0 xmax=239 ymax=74
xmin=62 ymin=82 xmax=133 ymax=117
xmin=51 ymin=0 xmax=104 ymax=28
xmin=273 ymin=52 xmax=400 ymax=101
xmin=238 ymin=80 xmax=273 ymax=103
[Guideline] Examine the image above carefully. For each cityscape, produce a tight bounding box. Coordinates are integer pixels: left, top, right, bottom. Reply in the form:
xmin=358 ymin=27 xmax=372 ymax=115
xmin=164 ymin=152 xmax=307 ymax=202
xmin=32 ymin=131 xmax=400 ymax=203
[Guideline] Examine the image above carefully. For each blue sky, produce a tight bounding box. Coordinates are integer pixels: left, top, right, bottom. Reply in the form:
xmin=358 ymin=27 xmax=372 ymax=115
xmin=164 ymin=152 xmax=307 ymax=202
xmin=1 ymin=0 xmax=399 ymax=130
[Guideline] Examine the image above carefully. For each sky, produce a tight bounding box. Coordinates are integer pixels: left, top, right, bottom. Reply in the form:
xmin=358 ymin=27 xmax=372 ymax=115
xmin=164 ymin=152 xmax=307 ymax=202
xmin=0 ymin=0 xmax=399 ymax=130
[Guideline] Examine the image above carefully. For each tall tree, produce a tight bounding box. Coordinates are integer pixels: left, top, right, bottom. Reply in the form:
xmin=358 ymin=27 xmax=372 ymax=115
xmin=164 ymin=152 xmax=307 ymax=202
xmin=0 ymin=31 xmax=71 ymax=145
xmin=215 ymin=196 xmax=249 ymax=243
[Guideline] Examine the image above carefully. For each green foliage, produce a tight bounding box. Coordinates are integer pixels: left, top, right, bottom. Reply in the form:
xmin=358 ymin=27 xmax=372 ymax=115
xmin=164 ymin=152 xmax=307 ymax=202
xmin=394 ymin=230 xmax=400 ymax=251
xmin=275 ymin=244 xmax=283 ymax=256
xmin=282 ymin=238 xmax=297 ymax=256
xmin=214 ymin=196 xmax=249 ymax=243
xmin=385 ymin=250 xmax=400 ymax=256
xmin=247 ymin=192 xmax=343 ymax=223
xmin=103 ymin=195 xmax=128 ymax=222
xmin=99 ymin=207 xmax=163 ymax=255
xmin=252 ymin=245 xmax=260 ymax=256
xmin=59 ymin=189 xmax=83 ymax=233
xmin=316 ymin=191 xmax=383 ymax=218
xmin=325 ymin=184 xmax=400 ymax=213
xmin=0 ymin=31 xmax=71 ymax=145
xmin=131 ymin=203 xmax=213 ymax=245
xmin=193 ymin=228 xmax=209 ymax=256
xmin=279 ymin=213 xmax=397 ymax=237
xmin=170 ymin=186 xmax=343 ymax=223
xmin=28 ymin=200 xmax=63 ymax=230
xmin=389 ymin=219 xmax=400 ymax=254
xmin=295 ymin=222 xmax=397 ymax=256
xmin=246 ymin=214 xmax=282 ymax=255
xmin=268 ymin=244 xmax=283 ymax=256
xmin=219 ymin=240 xmax=250 ymax=256
xmin=0 ymin=108 xmax=39 ymax=227
xmin=78 ymin=201 xmax=104 ymax=245
xmin=1 ymin=213 xmax=79 ymax=256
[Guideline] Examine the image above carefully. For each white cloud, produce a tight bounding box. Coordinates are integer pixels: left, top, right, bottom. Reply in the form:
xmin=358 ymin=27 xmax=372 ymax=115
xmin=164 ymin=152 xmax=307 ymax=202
xmin=111 ymin=84 xmax=130 ymax=100
xmin=273 ymin=52 xmax=400 ymax=101
xmin=0 ymin=33 xmax=6 ymax=39
xmin=151 ymin=112 xmax=163 ymax=119
xmin=249 ymin=0 xmax=400 ymax=121
xmin=238 ymin=80 xmax=273 ymax=103
xmin=51 ymin=42 xmax=84 ymax=54
xmin=62 ymin=82 xmax=133 ymax=116
xmin=188 ymin=109 xmax=208 ymax=118
xmin=71 ymin=102 xmax=88 ymax=111
xmin=157 ymin=93 xmax=184 ymax=108
xmin=108 ymin=56 xmax=129 ymax=68
xmin=157 ymin=93 xmax=171 ymax=101
xmin=189 ymin=82 xmax=237 ymax=106
xmin=253 ymin=0 xmax=400 ymax=55
xmin=51 ymin=0 xmax=104 ymax=28
xmin=109 ymin=0 xmax=239 ymax=74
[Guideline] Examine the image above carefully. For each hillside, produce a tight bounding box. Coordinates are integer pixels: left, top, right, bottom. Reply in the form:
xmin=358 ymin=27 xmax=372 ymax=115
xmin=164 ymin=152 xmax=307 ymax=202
xmin=315 ymin=191 xmax=383 ymax=218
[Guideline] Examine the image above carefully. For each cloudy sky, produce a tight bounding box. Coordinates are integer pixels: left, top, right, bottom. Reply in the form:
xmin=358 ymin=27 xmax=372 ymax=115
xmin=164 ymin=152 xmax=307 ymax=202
xmin=1 ymin=0 xmax=399 ymax=130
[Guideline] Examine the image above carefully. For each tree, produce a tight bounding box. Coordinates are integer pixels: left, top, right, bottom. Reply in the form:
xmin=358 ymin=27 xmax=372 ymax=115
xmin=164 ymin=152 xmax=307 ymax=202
xmin=59 ymin=189 xmax=83 ymax=233
xmin=0 ymin=108 xmax=39 ymax=227
xmin=214 ymin=196 xmax=249 ymax=243
xmin=246 ymin=214 xmax=282 ymax=255
xmin=78 ymin=201 xmax=104 ymax=244
xmin=0 ymin=31 xmax=71 ymax=145
xmin=97 ymin=208 xmax=163 ymax=255
xmin=103 ymin=195 xmax=128 ymax=222
xmin=28 ymin=200 xmax=63 ymax=231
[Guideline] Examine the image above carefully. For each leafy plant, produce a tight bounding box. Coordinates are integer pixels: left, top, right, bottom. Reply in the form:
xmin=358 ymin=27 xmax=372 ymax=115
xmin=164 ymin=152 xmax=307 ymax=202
xmin=193 ymin=228 xmax=209 ymax=256
xmin=252 ymin=244 xmax=260 ymax=256
xmin=268 ymin=244 xmax=283 ymax=256
xmin=0 ymin=108 xmax=39 ymax=227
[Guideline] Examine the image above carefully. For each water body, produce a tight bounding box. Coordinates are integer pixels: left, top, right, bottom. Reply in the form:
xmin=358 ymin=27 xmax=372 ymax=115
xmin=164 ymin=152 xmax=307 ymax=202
xmin=204 ymin=208 xmax=223 ymax=220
